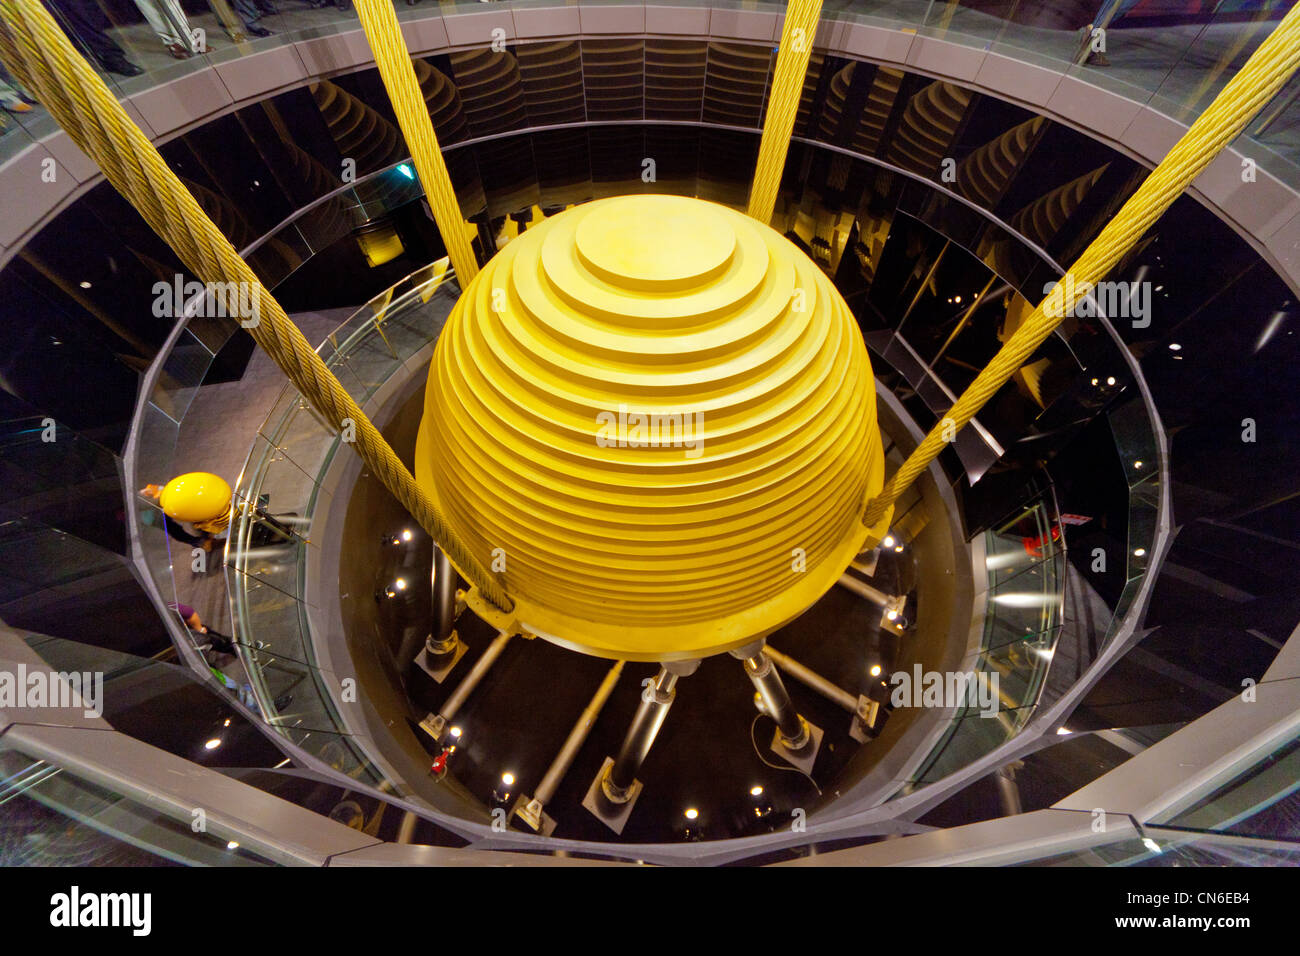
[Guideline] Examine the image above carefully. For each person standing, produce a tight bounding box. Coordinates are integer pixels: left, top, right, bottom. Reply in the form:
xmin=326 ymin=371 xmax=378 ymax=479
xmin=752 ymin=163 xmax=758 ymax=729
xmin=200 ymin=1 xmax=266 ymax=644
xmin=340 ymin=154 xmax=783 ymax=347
xmin=44 ymin=0 xmax=145 ymax=76
xmin=130 ymin=0 xmax=202 ymax=59
xmin=1077 ymin=0 xmax=1145 ymax=66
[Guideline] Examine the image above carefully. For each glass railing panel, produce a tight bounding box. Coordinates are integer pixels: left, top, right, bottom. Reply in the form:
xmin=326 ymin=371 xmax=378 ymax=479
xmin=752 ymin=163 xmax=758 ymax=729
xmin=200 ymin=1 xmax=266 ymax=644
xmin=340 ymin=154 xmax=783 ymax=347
xmin=1125 ymin=472 xmax=1158 ymax=584
xmin=229 ymin=517 xmax=312 ymax=605
xmin=916 ymin=705 xmax=1034 ymax=784
xmin=229 ymin=561 xmax=313 ymax=666
xmin=241 ymin=644 xmax=348 ymax=737
xmin=980 ymin=625 xmax=1062 ymax=711
xmin=1063 ymin=17 xmax=1198 ymax=107
xmin=985 ymin=549 xmax=1049 ymax=591
xmin=149 ymin=326 xmax=216 ymax=425
xmin=1151 ymin=734 xmax=1300 ymax=841
xmin=279 ymin=726 xmax=388 ymax=786
xmin=1247 ymin=66 xmax=1300 ymax=177
xmin=365 ymin=283 xmax=458 ymax=363
xmin=235 ymin=432 xmax=333 ymax=532
xmin=263 ymin=402 xmax=344 ymax=491
xmin=0 ymin=116 xmax=40 ymax=168
xmin=1148 ymin=5 xmax=1280 ymax=123
xmin=1109 ymin=395 xmax=1160 ymax=489
xmin=0 ymin=745 xmax=276 ymax=866
xmin=1016 ymin=827 xmax=1300 ymax=866
xmin=920 ymin=0 xmax=1023 ymax=53
xmin=136 ymin=494 xmax=182 ymax=609
xmin=323 ymin=321 xmax=407 ymax=403
xmin=245 ymin=221 xmax=314 ymax=288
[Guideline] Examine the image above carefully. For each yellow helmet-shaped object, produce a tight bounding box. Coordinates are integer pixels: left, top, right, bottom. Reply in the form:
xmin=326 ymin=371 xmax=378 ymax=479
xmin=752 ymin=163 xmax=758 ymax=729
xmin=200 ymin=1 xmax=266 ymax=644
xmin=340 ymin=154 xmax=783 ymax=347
xmin=159 ymin=472 xmax=232 ymax=524
xmin=415 ymin=195 xmax=885 ymax=660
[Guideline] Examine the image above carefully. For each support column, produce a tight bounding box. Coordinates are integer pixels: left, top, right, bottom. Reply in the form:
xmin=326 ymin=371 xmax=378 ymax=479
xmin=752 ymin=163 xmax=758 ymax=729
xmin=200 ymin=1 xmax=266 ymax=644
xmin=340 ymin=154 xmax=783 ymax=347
xmin=731 ymin=640 xmax=823 ymax=774
xmin=412 ymin=546 xmax=467 ymax=682
xmin=515 ymin=660 xmax=624 ymax=835
xmin=583 ymin=659 xmax=698 ymax=834
xmin=419 ymin=631 xmax=513 ymax=744
xmin=764 ymin=645 xmax=878 ymax=742
xmin=995 ymin=761 xmax=1024 ymax=816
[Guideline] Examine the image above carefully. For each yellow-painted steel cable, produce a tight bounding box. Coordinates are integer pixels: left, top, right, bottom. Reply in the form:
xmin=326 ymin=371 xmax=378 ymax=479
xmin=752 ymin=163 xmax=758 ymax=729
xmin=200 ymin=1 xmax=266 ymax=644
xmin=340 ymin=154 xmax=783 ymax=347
xmin=351 ymin=0 xmax=478 ymax=283
xmin=0 ymin=0 xmax=511 ymax=613
xmin=863 ymin=2 xmax=1300 ymax=532
xmin=748 ymin=0 xmax=823 ymax=224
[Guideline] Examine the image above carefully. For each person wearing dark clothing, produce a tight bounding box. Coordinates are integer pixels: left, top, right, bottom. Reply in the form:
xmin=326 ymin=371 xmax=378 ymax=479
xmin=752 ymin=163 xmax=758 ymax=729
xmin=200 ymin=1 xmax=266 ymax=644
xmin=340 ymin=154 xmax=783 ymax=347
xmin=44 ymin=0 xmax=144 ymax=76
xmin=168 ymin=602 xmax=236 ymax=654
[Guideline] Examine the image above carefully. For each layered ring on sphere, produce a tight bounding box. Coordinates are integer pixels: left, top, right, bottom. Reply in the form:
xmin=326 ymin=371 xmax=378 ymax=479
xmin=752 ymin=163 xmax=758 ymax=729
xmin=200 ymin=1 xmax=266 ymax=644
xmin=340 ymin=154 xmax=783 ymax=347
xmin=414 ymin=194 xmax=885 ymax=660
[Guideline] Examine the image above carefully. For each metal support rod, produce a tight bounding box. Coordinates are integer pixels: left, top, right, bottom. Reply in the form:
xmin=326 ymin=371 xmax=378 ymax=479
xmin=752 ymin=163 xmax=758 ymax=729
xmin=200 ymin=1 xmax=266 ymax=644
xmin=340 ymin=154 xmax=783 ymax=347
xmin=396 ymin=811 xmax=419 ymax=844
xmin=603 ymin=666 xmax=679 ymax=802
xmin=438 ymin=631 xmax=512 ymax=722
xmin=429 ymin=546 xmax=458 ymax=652
xmin=396 ymin=546 xmax=460 ymax=672
xmin=763 ymin=646 xmax=857 ymax=713
xmin=835 ymin=573 xmax=893 ymax=607
xmin=735 ymin=647 xmax=809 ymax=750
xmin=995 ymin=763 xmax=1023 ymax=816
xmin=536 ymin=661 xmax=623 ymax=806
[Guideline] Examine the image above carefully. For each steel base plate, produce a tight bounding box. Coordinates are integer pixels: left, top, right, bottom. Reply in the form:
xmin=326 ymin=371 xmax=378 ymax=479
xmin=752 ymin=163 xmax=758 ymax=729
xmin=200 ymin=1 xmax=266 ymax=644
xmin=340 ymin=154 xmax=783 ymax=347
xmin=582 ymin=756 xmax=643 ymax=835
xmin=511 ymin=794 xmax=558 ymax=836
xmin=769 ymin=720 xmax=823 ymax=776
xmin=414 ymin=637 xmax=468 ymax=684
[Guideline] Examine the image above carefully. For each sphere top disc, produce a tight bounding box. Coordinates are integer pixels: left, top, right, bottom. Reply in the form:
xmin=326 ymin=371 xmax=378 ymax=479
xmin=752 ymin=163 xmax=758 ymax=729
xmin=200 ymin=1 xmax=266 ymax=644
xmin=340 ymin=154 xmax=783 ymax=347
xmin=416 ymin=195 xmax=885 ymax=661
xmin=575 ymin=195 xmax=736 ymax=293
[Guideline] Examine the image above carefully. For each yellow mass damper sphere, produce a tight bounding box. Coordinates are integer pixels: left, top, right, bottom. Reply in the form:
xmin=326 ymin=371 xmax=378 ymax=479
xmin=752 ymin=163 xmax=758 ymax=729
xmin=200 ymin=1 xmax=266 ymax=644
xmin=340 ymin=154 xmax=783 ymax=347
xmin=415 ymin=195 xmax=885 ymax=660
xmin=158 ymin=472 xmax=232 ymax=523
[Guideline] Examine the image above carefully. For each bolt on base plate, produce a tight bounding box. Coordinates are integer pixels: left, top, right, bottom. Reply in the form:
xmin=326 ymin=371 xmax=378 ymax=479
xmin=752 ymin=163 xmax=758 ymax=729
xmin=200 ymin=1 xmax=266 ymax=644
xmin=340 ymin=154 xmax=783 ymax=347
xmin=414 ymin=635 xmax=468 ymax=684
xmin=849 ymin=695 xmax=877 ymax=743
xmin=769 ymin=720 xmax=824 ymax=776
xmin=581 ymin=756 xmax=643 ymax=835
